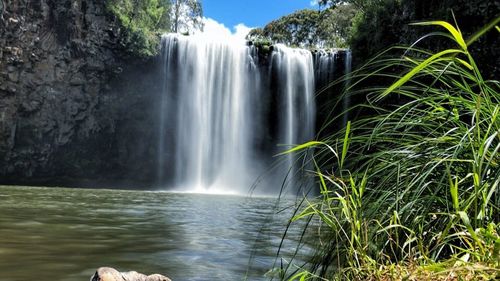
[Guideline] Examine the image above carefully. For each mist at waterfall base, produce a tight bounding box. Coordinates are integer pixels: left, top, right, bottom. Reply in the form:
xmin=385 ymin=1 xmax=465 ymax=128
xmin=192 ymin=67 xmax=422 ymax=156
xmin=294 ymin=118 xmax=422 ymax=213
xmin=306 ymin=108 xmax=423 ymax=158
xmin=155 ymin=33 xmax=348 ymax=195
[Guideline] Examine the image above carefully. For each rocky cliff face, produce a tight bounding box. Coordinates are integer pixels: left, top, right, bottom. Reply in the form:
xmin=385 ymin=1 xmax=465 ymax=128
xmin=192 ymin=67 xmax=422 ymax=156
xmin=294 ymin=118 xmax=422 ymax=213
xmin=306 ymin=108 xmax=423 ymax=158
xmin=0 ymin=0 xmax=162 ymax=188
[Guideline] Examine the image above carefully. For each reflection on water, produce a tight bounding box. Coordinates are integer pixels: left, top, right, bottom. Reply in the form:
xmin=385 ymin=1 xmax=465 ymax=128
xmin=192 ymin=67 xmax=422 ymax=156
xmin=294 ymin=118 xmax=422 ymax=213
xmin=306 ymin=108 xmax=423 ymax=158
xmin=0 ymin=186 xmax=310 ymax=281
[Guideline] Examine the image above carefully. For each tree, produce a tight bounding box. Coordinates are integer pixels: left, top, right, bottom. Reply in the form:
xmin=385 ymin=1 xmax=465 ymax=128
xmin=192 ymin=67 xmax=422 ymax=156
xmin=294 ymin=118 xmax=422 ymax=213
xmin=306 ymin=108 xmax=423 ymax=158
xmin=247 ymin=6 xmax=358 ymax=48
xmin=247 ymin=9 xmax=321 ymax=47
xmin=319 ymin=0 xmax=383 ymax=11
xmin=170 ymin=0 xmax=203 ymax=34
xmin=348 ymin=0 xmax=500 ymax=77
xmin=318 ymin=4 xmax=358 ymax=48
xmin=107 ymin=0 xmax=171 ymax=56
xmin=107 ymin=0 xmax=205 ymax=55
xmin=109 ymin=0 xmax=170 ymax=30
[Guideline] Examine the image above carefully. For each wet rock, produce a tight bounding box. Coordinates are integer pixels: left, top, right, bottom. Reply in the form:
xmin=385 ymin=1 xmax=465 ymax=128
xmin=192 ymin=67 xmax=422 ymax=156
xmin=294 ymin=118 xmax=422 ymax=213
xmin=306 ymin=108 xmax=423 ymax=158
xmin=90 ymin=267 xmax=122 ymax=281
xmin=90 ymin=267 xmax=172 ymax=281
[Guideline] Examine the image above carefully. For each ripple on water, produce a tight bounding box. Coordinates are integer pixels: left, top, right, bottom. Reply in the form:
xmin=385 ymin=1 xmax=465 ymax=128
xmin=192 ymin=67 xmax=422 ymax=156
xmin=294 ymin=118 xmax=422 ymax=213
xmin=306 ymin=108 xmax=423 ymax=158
xmin=0 ymin=185 xmax=312 ymax=281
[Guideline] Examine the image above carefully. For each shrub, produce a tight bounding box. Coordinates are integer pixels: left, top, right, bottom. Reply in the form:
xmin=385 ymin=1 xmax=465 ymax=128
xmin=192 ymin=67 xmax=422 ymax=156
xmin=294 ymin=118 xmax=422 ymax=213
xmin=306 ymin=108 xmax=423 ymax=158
xmin=107 ymin=0 xmax=170 ymax=57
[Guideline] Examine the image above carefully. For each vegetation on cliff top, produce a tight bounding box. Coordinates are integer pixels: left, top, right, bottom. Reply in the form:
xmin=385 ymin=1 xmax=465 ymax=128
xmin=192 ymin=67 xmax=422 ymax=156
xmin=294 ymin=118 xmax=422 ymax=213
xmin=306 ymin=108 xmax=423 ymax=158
xmin=250 ymin=0 xmax=498 ymax=79
xmin=107 ymin=0 xmax=170 ymax=57
xmin=107 ymin=0 xmax=203 ymax=57
xmin=246 ymin=0 xmax=382 ymax=49
xmin=247 ymin=5 xmax=357 ymax=49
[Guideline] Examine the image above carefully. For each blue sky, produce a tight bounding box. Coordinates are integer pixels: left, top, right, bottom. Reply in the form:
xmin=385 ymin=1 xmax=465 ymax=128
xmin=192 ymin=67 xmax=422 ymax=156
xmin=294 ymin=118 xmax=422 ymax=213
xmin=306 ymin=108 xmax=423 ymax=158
xmin=202 ymin=0 xmax=318 ymax=29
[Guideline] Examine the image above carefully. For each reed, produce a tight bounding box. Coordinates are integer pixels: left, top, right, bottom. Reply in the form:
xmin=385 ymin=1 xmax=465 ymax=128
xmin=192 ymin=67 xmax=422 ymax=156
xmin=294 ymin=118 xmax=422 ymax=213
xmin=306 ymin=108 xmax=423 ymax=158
xmin=278 ymin=18 xmax=500 ymax=280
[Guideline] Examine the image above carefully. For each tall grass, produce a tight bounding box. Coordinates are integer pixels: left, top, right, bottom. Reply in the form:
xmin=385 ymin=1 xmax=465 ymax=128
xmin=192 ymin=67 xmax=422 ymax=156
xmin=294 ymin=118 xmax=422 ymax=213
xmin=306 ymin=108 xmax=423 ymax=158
xmin=279 ymin=18 xmax=500 ymax=280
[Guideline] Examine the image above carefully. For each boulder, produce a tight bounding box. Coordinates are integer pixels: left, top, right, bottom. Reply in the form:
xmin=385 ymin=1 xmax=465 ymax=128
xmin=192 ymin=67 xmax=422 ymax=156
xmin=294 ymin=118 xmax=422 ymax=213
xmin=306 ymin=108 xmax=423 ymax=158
xmin=90 ymin=267 xmax=172 ymax=281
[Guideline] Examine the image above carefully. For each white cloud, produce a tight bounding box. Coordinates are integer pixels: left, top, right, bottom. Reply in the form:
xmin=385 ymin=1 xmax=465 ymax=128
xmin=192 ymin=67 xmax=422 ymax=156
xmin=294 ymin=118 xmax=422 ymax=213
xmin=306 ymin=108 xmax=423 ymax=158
xmin=200 ymin=17 xmax=233 ymax=37
xmin=233 ymin=23 xmax=253 ymax=41
xmin=194 ymin=17 xmax=253 ymax=42
xmin=310 ymin=0 xmax=319 ymax=6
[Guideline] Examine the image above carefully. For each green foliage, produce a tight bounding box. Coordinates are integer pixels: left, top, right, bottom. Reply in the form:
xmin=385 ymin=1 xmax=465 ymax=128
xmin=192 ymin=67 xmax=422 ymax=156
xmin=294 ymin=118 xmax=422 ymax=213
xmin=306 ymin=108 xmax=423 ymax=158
xmin=318 ymin=4 xmax=358 ymax=48
xmin=170 ymin=0 xmax=204 ymax=34
xmin=279 ymin=19 xmax=500 ymax=280
xmin=319 ymin=0 xmax=383 ymax=11
xmin=107 ymin=0 xmax=171 ymax=57
xmin=247 ymin=6 xmax=358 ymax=48
xmin=247 ymin=9 xmax=321 ymax=47
xmin=249 ymin=0 xmax=393 ymax=49
xmin=348 ymin=0 xmax=500 ymax=78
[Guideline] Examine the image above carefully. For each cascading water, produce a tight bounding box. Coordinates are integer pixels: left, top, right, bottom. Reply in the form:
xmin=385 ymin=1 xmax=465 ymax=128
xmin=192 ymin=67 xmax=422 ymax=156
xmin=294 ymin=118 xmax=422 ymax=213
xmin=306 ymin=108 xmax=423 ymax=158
xmin=314 ymin=50 xmax=338 ymax=88
xmin=313 ymin=49 xmax=353 ymax=131
xmin=158 ymin=34 xmax=261 ymax=193
xmin=157 ymin=33 xmax=345 ymax=194
xmin=271 ymin=45 xmax=315 ymax=186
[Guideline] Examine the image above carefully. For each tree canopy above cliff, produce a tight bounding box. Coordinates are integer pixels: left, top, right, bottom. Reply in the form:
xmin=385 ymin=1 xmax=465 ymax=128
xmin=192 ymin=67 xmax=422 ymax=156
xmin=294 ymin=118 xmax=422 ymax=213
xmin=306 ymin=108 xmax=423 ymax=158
xmin=107 ymin=0 xmax=203 ymax=57
xmin=247 ymin=5 xmax=358 ymax=48
xmin=170 ymin=0 xmax=203 ymax=34
xmin=248 ymin=0 xmax=498 ymax=78
xmin=248 ymin=4 xmax=356 ymax=48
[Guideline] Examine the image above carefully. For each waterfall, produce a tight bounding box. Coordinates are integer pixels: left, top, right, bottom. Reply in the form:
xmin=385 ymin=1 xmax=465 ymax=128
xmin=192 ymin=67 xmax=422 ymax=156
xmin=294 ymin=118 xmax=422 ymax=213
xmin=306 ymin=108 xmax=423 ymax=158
xmin=157 ymin=34 xmax=342 ymax=194
xmin=158 ymin=34 xmax=259 ymax=193
xmin=314 ymin=50 xmax=338 ymax=89
xmin=271 ymin=45 xmax=315 ymax=187
xmin=313 ymin=49 xmax=352 ymax=132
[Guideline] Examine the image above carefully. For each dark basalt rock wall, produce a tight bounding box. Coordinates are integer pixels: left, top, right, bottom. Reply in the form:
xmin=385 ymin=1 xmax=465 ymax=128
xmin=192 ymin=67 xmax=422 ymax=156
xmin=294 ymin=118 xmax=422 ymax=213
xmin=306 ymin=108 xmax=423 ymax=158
xmin=0 ymin=0 xmax=162 ymax=188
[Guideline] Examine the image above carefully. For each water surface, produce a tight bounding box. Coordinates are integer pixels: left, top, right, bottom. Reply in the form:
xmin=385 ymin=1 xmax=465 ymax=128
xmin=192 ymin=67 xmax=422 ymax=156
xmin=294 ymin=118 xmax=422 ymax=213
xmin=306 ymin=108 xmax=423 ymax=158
xmin=0 ymin=186 xmax=308 ymax=281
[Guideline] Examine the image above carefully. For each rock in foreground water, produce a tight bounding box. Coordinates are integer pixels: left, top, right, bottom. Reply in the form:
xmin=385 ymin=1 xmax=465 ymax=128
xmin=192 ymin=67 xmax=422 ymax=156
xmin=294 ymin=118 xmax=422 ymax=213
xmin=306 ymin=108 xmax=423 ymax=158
xmin=90 ymin=267 xmax=172 ymax=281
